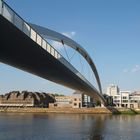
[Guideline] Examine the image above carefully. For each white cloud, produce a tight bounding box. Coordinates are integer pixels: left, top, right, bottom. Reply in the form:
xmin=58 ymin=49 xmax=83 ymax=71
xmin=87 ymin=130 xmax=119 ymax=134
xmin=131 ymin=65 xmax=140 ymax=73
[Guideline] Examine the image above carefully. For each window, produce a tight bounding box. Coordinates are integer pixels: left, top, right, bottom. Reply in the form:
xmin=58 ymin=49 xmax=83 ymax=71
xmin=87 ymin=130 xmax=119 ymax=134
xmin=74 ymin=98 xmax=77 ymax=101
xmin=114 ymin=100 xmax=120 ymax=103
xmin=123 ymin=96 xmax=127 ymax=99
xmin=122 ymin=100 xmax=128 ymax=103
xmin=74 ymin=103 xmax=77 ymax=106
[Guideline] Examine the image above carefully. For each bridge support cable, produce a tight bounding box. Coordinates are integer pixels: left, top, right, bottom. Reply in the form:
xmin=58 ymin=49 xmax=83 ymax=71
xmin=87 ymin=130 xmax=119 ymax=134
xmin=29 ymin=23 xmax=103 ymax=95
xmin=61 ymin=40 xmax=77 ymax=63
xmin=79 ymin=55 xmax=92 ymax=85
xmin=69 ymin=50 xmax=76 ymax=63
xmin=0 ymin=0 xmax=106 ymax=104
xmin=63 ymin=43 xmax=71 ymax=62
xmin=79 ymin=54 xmax=84 ymax=74
xmin=88 ymin=66 xmax=91 ymax=83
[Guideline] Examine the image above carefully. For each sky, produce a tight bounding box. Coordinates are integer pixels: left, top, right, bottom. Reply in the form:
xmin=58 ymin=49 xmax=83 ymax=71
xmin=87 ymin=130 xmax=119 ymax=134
xmin=1 ymin=0 xmax=140 ymax=94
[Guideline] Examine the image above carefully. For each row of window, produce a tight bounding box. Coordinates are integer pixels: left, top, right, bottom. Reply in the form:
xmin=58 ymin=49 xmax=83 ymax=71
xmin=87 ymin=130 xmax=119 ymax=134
xmin=114 ymin=100 xmax=140 ymax=103
xmin=114 ymin=96 xmax=129 ymax=99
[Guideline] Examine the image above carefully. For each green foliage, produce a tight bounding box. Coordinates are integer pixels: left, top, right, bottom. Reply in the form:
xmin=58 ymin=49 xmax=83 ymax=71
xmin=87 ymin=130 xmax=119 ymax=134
xmin=52 ymin=93 xmax=64 ymax=96
xmin=96 ymin=100 xmax=101 ymax=106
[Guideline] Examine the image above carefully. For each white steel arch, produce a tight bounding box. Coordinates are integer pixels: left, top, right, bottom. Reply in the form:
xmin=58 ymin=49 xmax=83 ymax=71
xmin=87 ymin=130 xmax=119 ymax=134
xmin=30 ymin=23 xmax=103 ymax=95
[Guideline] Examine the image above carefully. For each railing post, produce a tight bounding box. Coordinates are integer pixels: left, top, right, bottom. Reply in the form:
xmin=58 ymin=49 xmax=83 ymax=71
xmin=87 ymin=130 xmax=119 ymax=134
xmin=12 ymin=13 xmax=15 ymax=24
xmin=29 ymin=27 xmax=31 ymax=38
xmin=41 ymin=37 xmax=43 ymax=48
xmin=21 ymin=20 xmax=24 ymax=32
xmin=35 ymin=31 xmax=37 ymax=42
xmin=46 ymin=43 xmax=48 ymax=51
xmin=1 ymin=0 xmax=4 ymax=15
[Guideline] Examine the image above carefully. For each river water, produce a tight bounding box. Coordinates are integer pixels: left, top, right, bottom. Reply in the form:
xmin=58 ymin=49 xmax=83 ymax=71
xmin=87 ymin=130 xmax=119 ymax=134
xmin=0 ymin=113 xmax=140 ymax=140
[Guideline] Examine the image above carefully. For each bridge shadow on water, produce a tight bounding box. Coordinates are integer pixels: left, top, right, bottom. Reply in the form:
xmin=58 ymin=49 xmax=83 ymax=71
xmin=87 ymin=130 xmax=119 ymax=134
xmin=87 ymin=114 xmax=108 ymax=140
xmin=90 ymin=134 xmax=103 ymax=140
xmin=87 ymin=107 xmax=121 ymax=140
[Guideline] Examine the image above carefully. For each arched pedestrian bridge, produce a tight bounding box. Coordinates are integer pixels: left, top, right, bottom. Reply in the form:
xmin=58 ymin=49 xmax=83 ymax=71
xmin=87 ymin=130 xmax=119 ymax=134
xmin=0 ymin=1 xmax=106 ymax=104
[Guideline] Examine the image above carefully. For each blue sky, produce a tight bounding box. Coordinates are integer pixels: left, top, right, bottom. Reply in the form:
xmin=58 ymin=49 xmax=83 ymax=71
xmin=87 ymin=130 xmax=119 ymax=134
xmin=1 ymin=0 xmax=140 ymax=94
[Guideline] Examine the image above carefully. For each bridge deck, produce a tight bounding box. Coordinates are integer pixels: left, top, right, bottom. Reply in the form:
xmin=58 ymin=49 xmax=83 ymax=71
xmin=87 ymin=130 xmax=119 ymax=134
xmin=0 ymin=1 xmax=105 ymax=103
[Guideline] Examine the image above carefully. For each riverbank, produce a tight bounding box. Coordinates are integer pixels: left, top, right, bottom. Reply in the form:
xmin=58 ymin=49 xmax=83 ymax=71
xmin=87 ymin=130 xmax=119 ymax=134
xmin=113 ymin=108 xmax=140 ymax=114
xmin=0 ymin=107 xmax=111 ymax=114
xmin=0 ymin=107 xmax=140 ymax=114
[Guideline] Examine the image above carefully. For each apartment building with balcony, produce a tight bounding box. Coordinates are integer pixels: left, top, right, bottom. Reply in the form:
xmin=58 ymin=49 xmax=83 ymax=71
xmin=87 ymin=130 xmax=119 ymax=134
xmin=106 ymin=85 xmax=140 ymax=108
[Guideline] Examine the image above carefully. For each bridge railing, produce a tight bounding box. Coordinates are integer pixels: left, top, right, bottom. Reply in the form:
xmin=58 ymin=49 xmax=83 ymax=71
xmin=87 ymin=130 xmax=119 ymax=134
xmin=0 ymin=0 xmax=95 ymax=88
xmin=0 ymin=0 xmax=61 ymax=60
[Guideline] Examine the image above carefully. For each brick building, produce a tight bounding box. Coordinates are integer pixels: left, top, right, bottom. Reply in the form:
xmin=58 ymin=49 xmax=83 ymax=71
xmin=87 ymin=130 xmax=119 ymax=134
xmin=0 ymin=91 xmax=55 ymax=107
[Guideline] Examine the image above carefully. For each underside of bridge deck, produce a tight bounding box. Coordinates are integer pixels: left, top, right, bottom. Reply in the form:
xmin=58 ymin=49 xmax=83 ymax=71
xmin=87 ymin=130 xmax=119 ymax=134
xmin=0 ymin=15 xmax=105 ymax=103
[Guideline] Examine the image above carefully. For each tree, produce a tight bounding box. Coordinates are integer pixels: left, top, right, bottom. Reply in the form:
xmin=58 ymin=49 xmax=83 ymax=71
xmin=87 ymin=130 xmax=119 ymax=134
xmin=96 ymin=100 xmax=101 ymax=106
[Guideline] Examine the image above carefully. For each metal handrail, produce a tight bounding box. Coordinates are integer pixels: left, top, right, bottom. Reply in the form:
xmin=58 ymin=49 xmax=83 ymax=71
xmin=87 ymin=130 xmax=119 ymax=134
xmin=0 ymin=1 xmax=61 ymax=59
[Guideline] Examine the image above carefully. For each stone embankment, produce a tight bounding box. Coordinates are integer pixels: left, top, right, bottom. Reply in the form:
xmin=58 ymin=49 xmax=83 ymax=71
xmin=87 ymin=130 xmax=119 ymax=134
xmin=0 ymin=107 xmax=111 ymax=114
xmin=0 ymin=107 xmax=140 ymax=114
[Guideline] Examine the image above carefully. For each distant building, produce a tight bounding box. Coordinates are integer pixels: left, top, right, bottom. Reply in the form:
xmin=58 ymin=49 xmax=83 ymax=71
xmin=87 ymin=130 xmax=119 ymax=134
xmin=106 ymin=84 xmax=119 ymax=96
xmin=0 ymin=91 xmax=97 ymax=108
xmin=53 ymin=95 xmax=73 ymax=108
xmin=49 ymin=91 xmax=95 ymax=108
xmin=106 ymin=85 xmax=140 ymax=108
xmin=83 ymin=94 xmax=94 ymax=107
xmin=49 ymin=92 xmax=83 ymax=108
xmin=120 ymin=91 xmax=130 ymax=107
xmin=0 ymin=91 xmax=55 ymax=107
xmin=71 ymin=92 xmax=95 ymax=108
xmin=129 ymin=91 xmax=140 ymax=108
xmin=72 ymin=92 xmax=83 ymax=108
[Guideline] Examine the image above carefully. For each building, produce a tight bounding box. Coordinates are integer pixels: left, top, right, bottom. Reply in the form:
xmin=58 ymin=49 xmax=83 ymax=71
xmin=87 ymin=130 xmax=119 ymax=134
xmin=53 ymin=95 xmax=73 ymax=108
xmin=83 ymin=94 xmax=94 ymax=107
xmin=71 ymin=92 xmax=96 ymax=108
xmin=49 ymin=92 xmax=84 ymax=108
xmin=0 ymin=91 xmax=96 ymax=108
xmin=129 ymin=91 xmax=140 ymax=108
xmin=106 ymin=84 xmax=119 ymax=96
xmin=72 ymin=93 xmax=83 ymax=108
xmin=113 ymin=94 xmax=121 ymax=107
xmin=120 ymin=91 xmax=130 ymax=107
xmin=106 ymin=85 xmax=140 ymax=108
xmin=49 ymin=91 xmax=97 ymax=108
xmin=0 ymin=91 xmax=55 ymax=107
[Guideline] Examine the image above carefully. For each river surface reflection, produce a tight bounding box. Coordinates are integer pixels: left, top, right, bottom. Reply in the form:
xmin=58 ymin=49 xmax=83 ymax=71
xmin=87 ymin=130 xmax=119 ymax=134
xmin=0 ymin=113 xmax=140 ymax=140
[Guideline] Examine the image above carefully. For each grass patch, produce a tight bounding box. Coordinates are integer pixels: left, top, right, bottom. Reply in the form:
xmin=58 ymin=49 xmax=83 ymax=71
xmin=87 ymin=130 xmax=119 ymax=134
xmin=120 ymin=111 xmax=136 ymax=115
